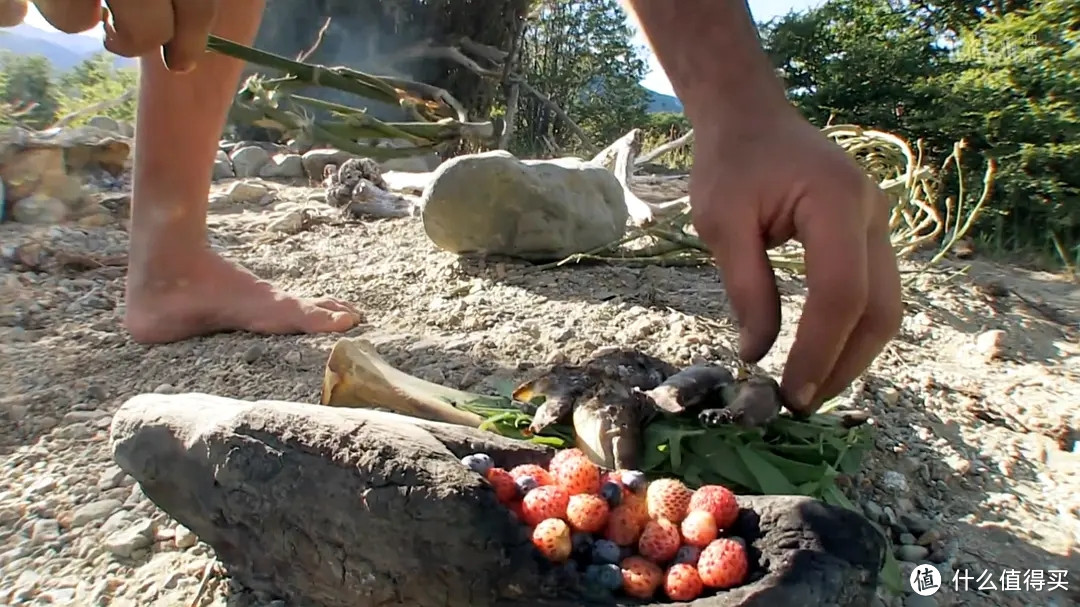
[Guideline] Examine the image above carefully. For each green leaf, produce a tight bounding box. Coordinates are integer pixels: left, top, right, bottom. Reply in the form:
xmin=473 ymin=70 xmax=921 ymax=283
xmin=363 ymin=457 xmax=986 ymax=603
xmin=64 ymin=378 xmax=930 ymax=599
xmin=687 ymin=436 xmax=760 ymax=492
xmin=734 ymin=444 xmax=800 ymax=495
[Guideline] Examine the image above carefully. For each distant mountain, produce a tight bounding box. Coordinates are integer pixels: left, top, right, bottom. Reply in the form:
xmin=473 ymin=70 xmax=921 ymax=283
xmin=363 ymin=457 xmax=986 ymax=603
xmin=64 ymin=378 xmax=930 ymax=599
xmin=645 ymin=88 xmax=682 ymax=114
xmin=0 ymin=24 xmax=135 ymax=71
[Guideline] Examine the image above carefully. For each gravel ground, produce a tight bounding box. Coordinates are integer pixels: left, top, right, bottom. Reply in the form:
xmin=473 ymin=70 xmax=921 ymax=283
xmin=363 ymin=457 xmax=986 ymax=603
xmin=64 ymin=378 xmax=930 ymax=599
xmin=1 ymin=177 xmax=1079 ymax=606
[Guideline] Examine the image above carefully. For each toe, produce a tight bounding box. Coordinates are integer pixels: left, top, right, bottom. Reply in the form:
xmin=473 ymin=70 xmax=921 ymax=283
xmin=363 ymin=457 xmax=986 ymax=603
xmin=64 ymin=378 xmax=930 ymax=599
xmin=300 ymin=306 xmax=361 ymax=333
xmin=313 ymin=297 xmax=361 ymax=316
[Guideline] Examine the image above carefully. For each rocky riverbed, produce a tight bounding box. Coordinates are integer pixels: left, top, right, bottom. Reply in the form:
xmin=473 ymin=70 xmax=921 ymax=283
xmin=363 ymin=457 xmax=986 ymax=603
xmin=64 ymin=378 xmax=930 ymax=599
xmin=1 ymin=138 xmax=1080 ymax=605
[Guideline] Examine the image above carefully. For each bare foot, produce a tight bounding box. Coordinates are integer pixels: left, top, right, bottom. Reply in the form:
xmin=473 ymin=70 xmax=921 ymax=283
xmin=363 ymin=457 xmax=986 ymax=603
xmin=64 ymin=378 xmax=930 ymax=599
xmin=123 ymin=249 xmax=362 ymax=344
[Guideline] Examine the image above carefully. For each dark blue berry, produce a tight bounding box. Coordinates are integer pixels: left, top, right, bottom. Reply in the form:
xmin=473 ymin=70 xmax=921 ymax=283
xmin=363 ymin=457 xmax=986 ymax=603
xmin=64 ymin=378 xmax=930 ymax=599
xmin=514 ymin=475 xmax=538 ymax=495
xmin=571 ymin=532 xmax=594 ymax=556
xmin=674 ymin=545 xmax=701 ymax=565
xmin=591 ymin=539 xmax=621 ymax=565
xmin=593 ymin=563 xmax=623 ymax=590
xmin=461 ymin=453 xmax=493 ymax=476
xmin=620 ymin=470 xmax=647 ymax=493
xmin=600 ymin=481 xmax=622 ymax=506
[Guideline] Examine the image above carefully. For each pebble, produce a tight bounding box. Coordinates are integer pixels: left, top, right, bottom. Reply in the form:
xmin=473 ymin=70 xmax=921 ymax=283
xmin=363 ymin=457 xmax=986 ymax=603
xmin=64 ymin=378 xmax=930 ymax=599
xmin=174 ymin=525 xmax=197 ymax=549
xmin=104 ymin=520 xmax=154 ymax=557
xmin=30 ymin=519 xmax=60 ymax=545
xmin=70 ymin=499 xmax=123 ymax=527
xmin=242 ymin=343 xmax=267 ymax=363
xmin=881 ymin=471 xmax=909 ymax=494
xmin=896 ymin=544 xmax=930 ymax=562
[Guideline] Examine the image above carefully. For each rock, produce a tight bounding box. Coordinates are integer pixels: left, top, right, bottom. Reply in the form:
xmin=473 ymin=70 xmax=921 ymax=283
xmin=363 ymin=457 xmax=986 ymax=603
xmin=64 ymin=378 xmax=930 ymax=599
xmin=975 ymin=329 xmax=1007 ymax=360
xmin=30 ymin=518 xmax=60 ymax=544
xmin=70 ymin=499 xmax=123 ymax=527
xmin=86 ymin=116 xmax=121 ymax=133
xmin=110 ymin=392 xmax=886 ymax=607
xmin=904 ymin=595 xmax=938 ymax=607
xmin=230 ymin=146 xmax=272 ymax=178
xmin=103 ymin=519 xmax=154 ymax=557
xmin=301 ymin=148 xmax=354 ymax=181
xmin=212 ymin=150 xmax=235 ymax=181
xmin=173 ymin=525 xmax=197 ymax=549
xmin=880 ymin=470 xmax=909 ymax=494
xmin=10 ymin=194 xmax=68 ymax=224
xmin=420 ymin=150 xmax=628 ymax=261
xmin=226 ymin=180 xmax=273 ymax=205
xmin=258 ymin=153 xmax=305 ymax=179
xmin=896 ymin=544 xmax=929 ymax=562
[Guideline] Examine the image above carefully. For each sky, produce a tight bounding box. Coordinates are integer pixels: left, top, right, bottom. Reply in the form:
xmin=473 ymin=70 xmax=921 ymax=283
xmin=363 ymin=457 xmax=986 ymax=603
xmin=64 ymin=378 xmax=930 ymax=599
xmin=21 ymin=0 xmax=823 ymax=97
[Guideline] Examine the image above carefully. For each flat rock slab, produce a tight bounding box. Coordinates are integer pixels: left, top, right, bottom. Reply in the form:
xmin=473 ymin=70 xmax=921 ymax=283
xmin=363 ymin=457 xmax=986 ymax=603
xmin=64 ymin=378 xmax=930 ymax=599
xmin=110 ymin=393 xmax=886 ymax=607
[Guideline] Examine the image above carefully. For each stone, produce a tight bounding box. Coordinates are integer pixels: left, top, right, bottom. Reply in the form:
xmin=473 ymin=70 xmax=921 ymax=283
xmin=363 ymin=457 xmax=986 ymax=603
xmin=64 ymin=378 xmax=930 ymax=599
xmin=110 ymin=392 xmax=886 ymax=607
xmin=301 ymin=148 xmax=354 ymax=181
xmin=258 ymin=153 xmax=305 ymax=179
xmin=975 ymin=329 xmax=1007 ymax=360
xmin=420 ymin=150 xmax=628 ymax=261
xmin=103 ymin=519 xmax=154 ymax=557
xmin=70 ymin=499 xmax=123 ymax=527
xmin=10 ymin=194 xmax=68 ymax=224
xmin=896 ymin=544 xmax=929 ymax=562
xmin=212 ymin=150 xmax=234 ymax=181
xmin=226 ymin=180 xmax=272 ymax=205
xmin=230 ymin=146 xmax=272 ymax=178
xmin=173 ymin=525 xmax=197 ymax=549
xmin=86 ymin=116 xmax=121 ymax=133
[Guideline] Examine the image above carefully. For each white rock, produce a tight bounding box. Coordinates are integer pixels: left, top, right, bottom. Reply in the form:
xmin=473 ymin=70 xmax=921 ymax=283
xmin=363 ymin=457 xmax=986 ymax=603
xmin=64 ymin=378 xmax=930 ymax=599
xmin=10 ymin=194 xmax=69 ymax=224
xmin=258 ymin=153 xmax=305 ymax=179
xmin=30 ymin=519 xmax=60 ymax=544
xmin=70 ymin=499 xmax=123 ymax=527
xmin=103 ymin=519 xmax=154 ymax=557
xmin=173 ymin=525 xmax=197 ymax=549
xmin=225 ymin=180 xmax=272 ymax=205
xmin=229 ymin=145 xmax=272 ymax=177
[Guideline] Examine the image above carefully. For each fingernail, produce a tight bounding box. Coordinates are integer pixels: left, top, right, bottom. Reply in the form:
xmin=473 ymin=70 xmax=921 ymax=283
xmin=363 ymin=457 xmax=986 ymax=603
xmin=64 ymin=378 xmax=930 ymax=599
xmin=793 ymin=383 xmax=818 ymax=410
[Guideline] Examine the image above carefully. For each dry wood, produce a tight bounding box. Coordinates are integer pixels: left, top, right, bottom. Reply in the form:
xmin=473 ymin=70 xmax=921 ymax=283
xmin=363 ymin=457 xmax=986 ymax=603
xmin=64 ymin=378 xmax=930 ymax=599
xmin=635 ymin=128 xmax=694 ymax=166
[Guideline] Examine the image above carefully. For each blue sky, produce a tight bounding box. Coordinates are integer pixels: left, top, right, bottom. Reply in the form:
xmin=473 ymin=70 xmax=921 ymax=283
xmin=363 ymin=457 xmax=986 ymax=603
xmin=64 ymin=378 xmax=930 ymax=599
xmin=22 ymin=0 xmax=823 ymax=96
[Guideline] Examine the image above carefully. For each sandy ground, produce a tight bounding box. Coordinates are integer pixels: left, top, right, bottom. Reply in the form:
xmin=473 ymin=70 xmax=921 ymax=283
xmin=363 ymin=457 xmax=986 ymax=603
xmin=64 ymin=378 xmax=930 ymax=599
xmin=1 ymin=177 xmax=1079 ymax=606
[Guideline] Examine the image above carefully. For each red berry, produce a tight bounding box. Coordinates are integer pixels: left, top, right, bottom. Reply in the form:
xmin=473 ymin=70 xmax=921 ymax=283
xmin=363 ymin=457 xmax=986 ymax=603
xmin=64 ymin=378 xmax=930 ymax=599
xmin=521 ymin=485 xmax=570 ymax=526
xmin=548 ymin=448 xmax=587 ymax=472
xmin=638 ymin=519 xmax=681 ymax=564
xmin=680 ymin=510 xmax=718 ymax=547
xmin=697 ymin=538 xmax=749 ymax=589
xmin=485 ymin=467 xmax=518 ymax=503
xmin=620 ymin=556 xmax=663 ymax=599
xmin=646 ymin=478 xmax=692 ymax=522
xmin=509 ymin=464 xmax=553 ymax=486
xmin=689 ymin=485 xmax=740 ymax=530
xmin=566 ymin=493 xmax=610 ymax=533
xmin=531 ymin=518 xmax=572 ymax=563
xmin=553 ymin=455 xmax=601 ymax=495
xmin=605 ymin=504 xmax=645 ymax=546
xmin=664 ymin=563 xmax=704 ymax=600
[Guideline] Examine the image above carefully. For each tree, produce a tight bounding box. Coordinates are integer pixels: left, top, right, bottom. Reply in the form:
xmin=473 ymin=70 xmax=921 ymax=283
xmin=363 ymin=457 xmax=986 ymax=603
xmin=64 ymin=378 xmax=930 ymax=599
xmin=0 ymin=51 xmax=58 ymax=128
xmin=53 ymin=52 xmax=139 ymax=126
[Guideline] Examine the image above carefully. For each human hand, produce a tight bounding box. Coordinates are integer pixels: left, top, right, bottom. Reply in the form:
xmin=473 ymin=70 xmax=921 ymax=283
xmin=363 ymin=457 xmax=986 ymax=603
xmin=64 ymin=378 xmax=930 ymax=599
xmin=690 ymin=105 xmax=902 ymax=415
xmin=7 ymin=0 xmax=217 ymax=73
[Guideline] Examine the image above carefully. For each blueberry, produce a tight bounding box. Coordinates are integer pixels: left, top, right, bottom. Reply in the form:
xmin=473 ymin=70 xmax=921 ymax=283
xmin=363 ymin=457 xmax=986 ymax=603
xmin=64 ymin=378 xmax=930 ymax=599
xmin=674 ymin=545 xmax=701 ymax=565
xmin=600 ymin=481 xmax=622 ymax=506
xmin=591 ymin=539 xmax=622 ymax=564
xmin=593 ymin=563 xmax=624 ymax=590
xmin=728 ymin=536 xmax=747 ymax=549
xmin=571 ymin=532 xmax=594 ymax=556
xmin=461 ymin=453 xmax=493 ymax=476
xmin=620 ymin=470 xmax=647 ymax=493
xmin=514 ymin=475 xmax=538 ymax=495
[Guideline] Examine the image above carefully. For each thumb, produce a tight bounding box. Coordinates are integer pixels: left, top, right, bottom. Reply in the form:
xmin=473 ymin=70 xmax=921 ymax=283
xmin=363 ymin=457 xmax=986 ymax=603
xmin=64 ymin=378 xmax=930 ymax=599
xmin=696 ymin=205 xmax=781 ymax=364
xmin=0 ymin=0 xmax=28 ymax=27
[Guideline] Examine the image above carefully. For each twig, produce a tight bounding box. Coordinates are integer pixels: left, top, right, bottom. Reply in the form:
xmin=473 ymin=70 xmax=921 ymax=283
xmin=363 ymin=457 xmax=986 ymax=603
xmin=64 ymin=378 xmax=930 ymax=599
xmin=188 ymin=559 xmax=218 ymax=607
xmin=296 ymin=17 xmax=332 ymax=63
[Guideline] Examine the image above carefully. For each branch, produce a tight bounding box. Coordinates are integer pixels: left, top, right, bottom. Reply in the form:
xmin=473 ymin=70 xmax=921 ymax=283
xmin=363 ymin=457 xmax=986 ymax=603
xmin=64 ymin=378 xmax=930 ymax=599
xmin=635 ymin=128 xmax=694 ymax=166
xmin=296 ymin=17 xmax=332 ymax=63
xmin=592 ymin=129 xmax=687 ymax=225
xmin=49 ymin=90 xmax=136 ymax=130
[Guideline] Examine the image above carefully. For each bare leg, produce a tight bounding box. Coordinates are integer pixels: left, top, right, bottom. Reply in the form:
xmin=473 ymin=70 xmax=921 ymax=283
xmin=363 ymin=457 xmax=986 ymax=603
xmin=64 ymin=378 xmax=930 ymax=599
xmin=123 ymin=0 xmax=362 ymax=344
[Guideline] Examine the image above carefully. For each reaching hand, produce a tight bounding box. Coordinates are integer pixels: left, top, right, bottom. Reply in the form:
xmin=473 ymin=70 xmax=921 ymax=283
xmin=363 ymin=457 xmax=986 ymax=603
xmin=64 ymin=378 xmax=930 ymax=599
xmin=690 ymin=105 xmax=902 ymax=415
xmin=2 ymin=0 xmax=218 ymax=73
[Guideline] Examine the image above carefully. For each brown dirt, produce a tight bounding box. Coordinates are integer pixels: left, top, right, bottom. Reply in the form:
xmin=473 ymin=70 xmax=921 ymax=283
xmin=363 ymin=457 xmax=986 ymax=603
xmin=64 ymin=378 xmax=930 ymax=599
xmin=1 ymin=177 xmax=1078 ymax=606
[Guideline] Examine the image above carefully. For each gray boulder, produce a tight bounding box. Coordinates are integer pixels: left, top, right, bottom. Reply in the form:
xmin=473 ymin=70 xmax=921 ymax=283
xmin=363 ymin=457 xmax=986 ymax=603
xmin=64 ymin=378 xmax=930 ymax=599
xmin=420 ymin=150 xmax=629 ymax=261
xmin=110 ymin=392 xmax=886 ymax=607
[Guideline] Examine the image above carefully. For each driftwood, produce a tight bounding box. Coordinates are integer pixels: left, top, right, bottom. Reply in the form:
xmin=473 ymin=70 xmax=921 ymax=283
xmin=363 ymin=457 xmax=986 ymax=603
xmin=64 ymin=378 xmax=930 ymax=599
xmin=589 ymin=129 xmax=689 ymax=225
xmin=635 ymin=128 xmax=695 ymax=166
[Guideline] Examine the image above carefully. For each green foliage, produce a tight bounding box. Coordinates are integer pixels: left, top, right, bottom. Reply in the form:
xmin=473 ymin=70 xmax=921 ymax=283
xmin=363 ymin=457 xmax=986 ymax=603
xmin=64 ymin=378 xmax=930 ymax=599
xmin=511 ymin=0 xmax=650 ymax=157
xmin=0 ymin=50 xmax=58 ymax=129
xmin=640 ymin=111 xmax=692 ymax=170
xmin=759 ymin=0 xmax=1079 ymax=264
xmin=54 ymin=52 xmax=139 ymax=126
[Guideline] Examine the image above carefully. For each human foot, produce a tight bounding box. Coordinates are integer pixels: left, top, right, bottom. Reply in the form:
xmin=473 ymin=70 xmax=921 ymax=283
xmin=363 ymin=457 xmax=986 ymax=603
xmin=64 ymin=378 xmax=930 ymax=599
xmin=123 ymin=249 xmax=362 ymax=344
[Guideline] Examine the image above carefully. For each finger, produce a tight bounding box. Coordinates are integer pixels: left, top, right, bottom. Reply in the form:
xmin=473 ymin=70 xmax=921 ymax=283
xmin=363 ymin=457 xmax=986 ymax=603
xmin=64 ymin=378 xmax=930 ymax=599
xmin=162 ymin=0 xmax=215 ymax=73
xmin=814 ymin=195 xmax=903 ymax=403
xmin=32 ymin=0 xmax=101 ymax=33
xmin=0 ymin=0 xmax=28 ymax=27
xmin=694 ymin=198 xmax=781 ymax=364
xmin=102 ymin=0 xmax=174 ymax=58
xmin=781 ymin=195 xmax=869 ymax=414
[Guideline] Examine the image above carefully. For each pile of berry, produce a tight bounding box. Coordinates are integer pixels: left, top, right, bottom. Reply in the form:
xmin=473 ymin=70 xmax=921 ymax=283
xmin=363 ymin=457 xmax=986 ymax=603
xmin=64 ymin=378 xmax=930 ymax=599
xmin=460 ymin=448 xmax=751 ymax=601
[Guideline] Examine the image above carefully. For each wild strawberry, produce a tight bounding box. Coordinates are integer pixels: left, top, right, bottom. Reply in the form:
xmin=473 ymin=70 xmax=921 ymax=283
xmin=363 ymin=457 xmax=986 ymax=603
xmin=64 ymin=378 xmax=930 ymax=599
xmin=689 ymin=485 xmax=740 ymax=530
xmin=604 ymin=504 xmax=645 ymax=546
xmin=521 ymin=485 xmax=570 ymax=526
xmin=531 ymin=518 xmax=572 ymax=563
xmin=548 ymin=448 xmax=588 ymax=472
xmin=664 ymin=563 xmax=705 ymax=601
xmin=553 ymin=455 xmax=601 ymax=495
xmin=621 ymin=493 xmax=651 ymax=526
xmin=510 ymin=464 xmax=553 ymax=486
xmin=620 ymin=556 xmax=663 ymax=599
xmin=566 ymin=493 xmax=609 ymax=533
xmin=697 ymin=538 xmax=749 ymax=589
xmin=485 ymin=467 xmax=519 ymax=503
xmin=646 ymin=478 xmax=692 ymax=522
xmin=637 ymin=519 xmax=681 ymax=563
xmin=680 ymin=510 xmax=718 ymax=547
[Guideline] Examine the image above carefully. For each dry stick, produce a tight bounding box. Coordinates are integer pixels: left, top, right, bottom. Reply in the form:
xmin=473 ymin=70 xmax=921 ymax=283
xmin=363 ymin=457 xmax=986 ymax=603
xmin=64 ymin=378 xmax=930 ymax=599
xmin=635 ymin=128 xmax=694 ymax=166
xmin=295 ymin=17 xmax=332 ymax=62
